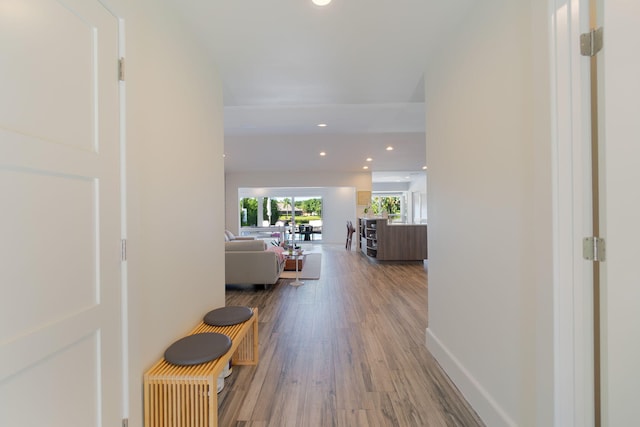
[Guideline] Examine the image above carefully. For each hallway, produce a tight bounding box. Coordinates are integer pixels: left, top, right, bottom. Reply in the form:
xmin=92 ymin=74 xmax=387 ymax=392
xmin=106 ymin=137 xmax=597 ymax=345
xmin=221 ymin=244 xmax=484 ymax=426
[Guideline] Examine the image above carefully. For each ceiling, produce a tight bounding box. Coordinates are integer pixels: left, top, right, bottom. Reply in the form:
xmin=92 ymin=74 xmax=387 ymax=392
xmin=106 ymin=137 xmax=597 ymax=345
xmin=164 ymin=0 xmax=475 ymax=180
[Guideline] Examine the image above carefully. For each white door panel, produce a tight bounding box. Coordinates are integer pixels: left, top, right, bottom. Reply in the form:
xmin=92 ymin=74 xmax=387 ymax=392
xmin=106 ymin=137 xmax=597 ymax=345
xmin=601 ymin=1 xmax=640 ymax=424
xmin=1 ymin=0 xmax=102 ymax=150
xmin=1 ymin=329 xmax=100 ymax=426
xmin=0 ymin=169 xmax=96 ymax=341
xmin=0 ymin=0 xmax=121 ymax=425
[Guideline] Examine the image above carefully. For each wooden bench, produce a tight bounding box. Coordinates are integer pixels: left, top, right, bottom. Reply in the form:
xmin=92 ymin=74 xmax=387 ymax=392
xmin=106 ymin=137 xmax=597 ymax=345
xmin=143 ymin=308 xmax=259 ymax=427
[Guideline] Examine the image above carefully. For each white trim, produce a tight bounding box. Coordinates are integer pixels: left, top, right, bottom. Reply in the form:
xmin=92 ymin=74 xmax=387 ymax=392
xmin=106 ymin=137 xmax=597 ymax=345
xmin=117 ymin=16 xmax=129 ymax=421
xmin=550 ymin=0 xmax=594 ymax=425
xmin=426 ymin=329 xmax=516 ymax=427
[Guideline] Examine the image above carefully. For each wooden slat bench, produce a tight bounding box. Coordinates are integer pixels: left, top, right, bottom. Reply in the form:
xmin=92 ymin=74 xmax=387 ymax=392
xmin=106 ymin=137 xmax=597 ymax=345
xmin=143 ymin=308 xmax=259 ymax=427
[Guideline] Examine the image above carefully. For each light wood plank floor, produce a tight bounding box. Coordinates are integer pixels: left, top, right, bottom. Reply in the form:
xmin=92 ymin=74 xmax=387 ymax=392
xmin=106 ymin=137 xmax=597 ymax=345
xmin=221 ymin=244 xmax=485 ymax=427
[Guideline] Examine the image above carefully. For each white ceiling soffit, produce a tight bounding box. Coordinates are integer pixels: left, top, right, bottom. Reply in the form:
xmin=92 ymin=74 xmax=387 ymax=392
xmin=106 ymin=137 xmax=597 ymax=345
xmin=162 ymin=0 xmax=476 ymax=173
xmin=372 ymin=171 xmax=426 ymax=183
xmin=163 ymin=0 xmax=474 ymax=110
xmin=223 ymin=132 xmax=426 ymax=173
xmin=225 ymin=103 xmax=426 ymax=136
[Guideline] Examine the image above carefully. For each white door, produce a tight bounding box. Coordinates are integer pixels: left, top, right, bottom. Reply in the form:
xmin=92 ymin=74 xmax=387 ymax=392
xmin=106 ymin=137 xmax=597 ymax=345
xmin=552 ymin=1 xmax=640 ymax=425
xmin=600 ymin=0 xmax=640 ymax=425
xmin=0 ymin=0 xmax=122 ymax=426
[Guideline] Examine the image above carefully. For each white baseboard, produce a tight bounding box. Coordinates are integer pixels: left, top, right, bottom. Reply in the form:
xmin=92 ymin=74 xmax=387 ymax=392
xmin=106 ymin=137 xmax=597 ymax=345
xmin=426 ymin=328 xmax=517 ymax=427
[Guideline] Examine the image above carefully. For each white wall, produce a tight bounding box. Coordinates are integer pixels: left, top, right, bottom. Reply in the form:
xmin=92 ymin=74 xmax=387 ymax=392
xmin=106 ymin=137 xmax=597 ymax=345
xmin=225 ymin=171 xmax=371 ymax=246
xmin=424 ymin=1 xmax=553 ymax=426
xmin=105 ymin=0 xmax=226 ymax=425
xmin=372 ymin=182 xmax=410 ymax=192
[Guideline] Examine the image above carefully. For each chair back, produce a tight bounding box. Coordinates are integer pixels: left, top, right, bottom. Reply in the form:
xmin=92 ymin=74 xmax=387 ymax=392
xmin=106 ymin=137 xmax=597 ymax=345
xmin=346 ymin=220 xmax=356 ymax=250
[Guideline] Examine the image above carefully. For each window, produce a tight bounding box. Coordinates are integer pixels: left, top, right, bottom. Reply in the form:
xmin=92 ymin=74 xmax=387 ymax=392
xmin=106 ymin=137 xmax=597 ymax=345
xmin=371 ymin=193 xmax=405 ymax=223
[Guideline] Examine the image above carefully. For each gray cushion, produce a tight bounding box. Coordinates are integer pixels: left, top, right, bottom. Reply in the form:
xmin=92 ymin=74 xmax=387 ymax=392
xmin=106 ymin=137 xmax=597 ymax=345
xmin=164 ymin=333 xmax=231 ymax=366
xmin=225 ymin=240 xmax=266 ymax=251
xmin=204 ymin=306 xmax=253 ymax=326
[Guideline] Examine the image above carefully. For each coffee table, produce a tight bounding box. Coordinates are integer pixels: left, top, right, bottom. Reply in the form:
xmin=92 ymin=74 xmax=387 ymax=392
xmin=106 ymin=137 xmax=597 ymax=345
xmin=284 ymin=255 xmax=305 ymax=271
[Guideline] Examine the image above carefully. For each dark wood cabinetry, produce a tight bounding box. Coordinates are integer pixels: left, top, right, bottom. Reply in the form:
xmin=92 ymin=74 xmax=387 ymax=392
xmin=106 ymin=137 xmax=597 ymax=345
xmin=359 ymin=218 xmax=427 ymax=261
xmin=360 ymin=218 xmax=379 ymax=257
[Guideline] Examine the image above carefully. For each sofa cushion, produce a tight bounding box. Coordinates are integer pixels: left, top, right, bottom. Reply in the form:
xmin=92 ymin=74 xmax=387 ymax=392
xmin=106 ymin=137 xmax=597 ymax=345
xmin=225 ymin=243 xmax=283 ymax=286
xmin=225 ymin=240 xmax=266 ymax=251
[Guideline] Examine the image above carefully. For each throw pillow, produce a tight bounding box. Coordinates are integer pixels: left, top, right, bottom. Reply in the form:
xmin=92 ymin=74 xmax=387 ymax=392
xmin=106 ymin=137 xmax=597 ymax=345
xmin=266 ymin=246 xmax=285 ymax=262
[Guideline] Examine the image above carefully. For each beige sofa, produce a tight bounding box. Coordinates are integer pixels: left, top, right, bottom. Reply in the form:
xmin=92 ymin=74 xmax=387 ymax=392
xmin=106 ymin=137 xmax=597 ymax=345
xmin=225 ymin=239 xmax=285 ymax=289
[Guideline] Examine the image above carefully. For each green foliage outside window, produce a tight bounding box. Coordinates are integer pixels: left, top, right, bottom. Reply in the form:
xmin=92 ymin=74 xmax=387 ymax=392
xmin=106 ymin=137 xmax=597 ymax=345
xmin=278 ymin=215 xmax=322 ymax=225
xmin=240 ymin=198 xmax=258 ymax=226
xmin=372 ymin=196 xmax=401 ymax=216
xmin=241 ymin=197 xmax=314 ymax=226
xmin=302 ymin=198 xmax=322 ymax=216
xmin=264 ymin=198 xmax=280 ymax=225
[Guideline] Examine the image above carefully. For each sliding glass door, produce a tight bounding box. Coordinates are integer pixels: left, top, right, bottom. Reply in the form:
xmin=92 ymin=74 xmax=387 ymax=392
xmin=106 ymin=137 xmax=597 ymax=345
xmin=275 ymin=196 xmax=323 ymax=243
xmin=239 ymin=194 xmax=323 ymax=242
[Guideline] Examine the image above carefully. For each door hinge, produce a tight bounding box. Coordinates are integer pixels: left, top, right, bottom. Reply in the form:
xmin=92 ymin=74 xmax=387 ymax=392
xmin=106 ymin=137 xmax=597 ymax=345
xmin=583 ymin=236 xmax=606 ymax=262
xmin=118 ymin=57 xmax=125 ymax=81
xmin=580 ymin=27 xmax=603 ymax=56
xmin=122 ymin=419 xmax=128 ymax=427
xmin=121 ymin=239 xmax=127 ymax=261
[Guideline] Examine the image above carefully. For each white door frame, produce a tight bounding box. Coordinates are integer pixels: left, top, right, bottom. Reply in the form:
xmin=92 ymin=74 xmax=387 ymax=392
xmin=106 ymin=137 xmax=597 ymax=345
xmin=550 ymin=0 xmax=596 ymax=425
xmin=116 ymin=16 xmax=129 ymax=422
xmin=94 ymin=1 xmax=128 ymax=420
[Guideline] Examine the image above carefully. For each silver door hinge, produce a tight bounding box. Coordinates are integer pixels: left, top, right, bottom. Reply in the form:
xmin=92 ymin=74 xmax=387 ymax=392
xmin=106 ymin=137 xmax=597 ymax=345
xmin=583 ymin=237 xmax=606 ymax=262
xmin=118 ymin=57 xmax=125 ymax=81
xmin=580 ymin=27 xmax=603 ymax=56
xmin=121 ymin=239 xmax=127 ymax=261
xmin=122 ymin=419 xmax=128 ymax=427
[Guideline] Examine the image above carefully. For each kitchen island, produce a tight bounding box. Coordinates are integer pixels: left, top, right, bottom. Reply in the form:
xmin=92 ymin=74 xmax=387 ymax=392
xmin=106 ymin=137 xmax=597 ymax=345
xmin=359 ymin=218 xmax=427 ymax=261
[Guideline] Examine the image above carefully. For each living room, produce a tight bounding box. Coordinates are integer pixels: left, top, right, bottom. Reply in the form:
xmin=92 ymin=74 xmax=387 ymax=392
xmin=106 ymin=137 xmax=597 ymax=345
xmin=226 ymin=171 xmax=427 ymax=248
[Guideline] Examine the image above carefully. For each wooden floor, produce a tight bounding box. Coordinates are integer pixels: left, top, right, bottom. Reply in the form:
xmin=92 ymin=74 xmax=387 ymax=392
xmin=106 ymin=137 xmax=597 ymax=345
xmin=221 ymin=244 xmax=485 ymax=427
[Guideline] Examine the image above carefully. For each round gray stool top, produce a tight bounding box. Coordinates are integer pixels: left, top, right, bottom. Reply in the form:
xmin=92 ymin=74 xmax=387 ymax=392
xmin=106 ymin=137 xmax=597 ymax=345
xmin=204 ymin=306 xmax=253 ymax=326
xmin=164 ymin=332 xmax=231 ymax=366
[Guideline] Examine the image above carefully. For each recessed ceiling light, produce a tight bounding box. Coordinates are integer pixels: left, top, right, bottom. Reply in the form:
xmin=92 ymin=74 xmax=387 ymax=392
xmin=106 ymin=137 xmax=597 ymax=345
xmin=320 ymin=152 xmax=326 ymax=156
xmin=386 ymin=146 xmax=394 ymax=151
xmin=422 ymin=166 xmax=428 ymax=170
xmin=312 ymin=0 xmax=332 ymax=6
xmin=317 ymin=123 xmax=327 ymax=127
xmin=366 ymin=158 xmax=373 ymax=162
xmin=363 ymin=166 xmax=369 ymax=170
